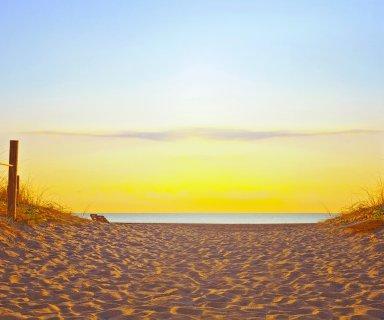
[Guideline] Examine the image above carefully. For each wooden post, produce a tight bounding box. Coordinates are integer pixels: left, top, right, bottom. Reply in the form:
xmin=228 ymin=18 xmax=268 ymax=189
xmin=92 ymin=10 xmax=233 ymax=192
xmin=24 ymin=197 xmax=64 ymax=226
xmin=7 ymin=140 xmax=19 ymax=219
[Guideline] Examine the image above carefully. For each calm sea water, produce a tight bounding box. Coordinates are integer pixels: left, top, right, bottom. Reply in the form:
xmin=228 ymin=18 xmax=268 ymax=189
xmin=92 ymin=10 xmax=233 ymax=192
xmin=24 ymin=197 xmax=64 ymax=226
xmin=78 ymin=213 xmax=335 ymax=224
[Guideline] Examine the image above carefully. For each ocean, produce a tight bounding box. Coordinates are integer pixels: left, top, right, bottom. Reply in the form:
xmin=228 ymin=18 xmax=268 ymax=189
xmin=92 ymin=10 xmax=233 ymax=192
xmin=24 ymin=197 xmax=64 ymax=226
xmin=78 ymin=213 xmax=335 ymax=224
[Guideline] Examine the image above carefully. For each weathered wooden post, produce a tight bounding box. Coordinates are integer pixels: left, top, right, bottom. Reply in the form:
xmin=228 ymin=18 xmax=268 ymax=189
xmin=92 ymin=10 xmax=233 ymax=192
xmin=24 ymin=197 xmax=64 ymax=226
xmin=7 ymin=140 xmax=19 ymax=219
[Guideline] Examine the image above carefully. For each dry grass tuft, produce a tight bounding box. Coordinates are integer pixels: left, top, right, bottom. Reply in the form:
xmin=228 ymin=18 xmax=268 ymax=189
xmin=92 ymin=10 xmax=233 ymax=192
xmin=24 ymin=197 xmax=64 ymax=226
xmin=0 ymin=178 xmax=88 ymax=242
xmin=323 ymin=180 xmax=384 ymax=232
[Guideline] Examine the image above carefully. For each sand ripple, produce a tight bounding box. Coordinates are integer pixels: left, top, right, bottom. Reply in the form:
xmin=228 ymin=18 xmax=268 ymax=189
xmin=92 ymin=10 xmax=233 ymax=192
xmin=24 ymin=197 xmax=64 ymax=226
xmin=0 ymin=223 xmax=383 ymax=319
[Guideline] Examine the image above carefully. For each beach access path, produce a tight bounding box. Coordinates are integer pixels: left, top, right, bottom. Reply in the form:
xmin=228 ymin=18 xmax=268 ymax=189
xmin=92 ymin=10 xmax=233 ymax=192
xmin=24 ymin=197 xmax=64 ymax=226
xmin=0 ymin=223 xmax=383 ymax=319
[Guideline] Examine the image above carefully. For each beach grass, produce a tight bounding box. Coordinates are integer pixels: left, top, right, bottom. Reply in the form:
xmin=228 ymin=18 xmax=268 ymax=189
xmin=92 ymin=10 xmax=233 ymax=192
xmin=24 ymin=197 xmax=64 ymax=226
xmin=323 ymin=180 xmax=384 ymax=232
xmin=0 ymin=177 xmax=87 ymax=242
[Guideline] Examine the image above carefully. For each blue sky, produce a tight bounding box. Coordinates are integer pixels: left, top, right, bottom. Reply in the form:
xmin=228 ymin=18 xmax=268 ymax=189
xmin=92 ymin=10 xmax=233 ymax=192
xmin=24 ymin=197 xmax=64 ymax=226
xmin=0 ymin=0 xmax=383 ymax=132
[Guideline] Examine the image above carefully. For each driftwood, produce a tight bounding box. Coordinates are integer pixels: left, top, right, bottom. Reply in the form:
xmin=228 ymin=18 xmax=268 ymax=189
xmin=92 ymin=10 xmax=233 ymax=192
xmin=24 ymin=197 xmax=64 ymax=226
xmin=90 ymin=214 xmax=109 ymax=223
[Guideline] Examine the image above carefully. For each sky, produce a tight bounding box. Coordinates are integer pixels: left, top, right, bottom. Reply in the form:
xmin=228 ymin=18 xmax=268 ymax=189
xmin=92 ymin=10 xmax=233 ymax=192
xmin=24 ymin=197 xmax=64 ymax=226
xmin=0 ymin=0 xmax=383 ymax=213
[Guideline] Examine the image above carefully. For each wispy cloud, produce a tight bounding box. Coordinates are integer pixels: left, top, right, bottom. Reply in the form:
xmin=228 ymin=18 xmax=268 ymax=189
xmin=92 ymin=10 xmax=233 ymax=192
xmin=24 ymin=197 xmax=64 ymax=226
xmin=25 ymin=128 xmax=384 ymax=141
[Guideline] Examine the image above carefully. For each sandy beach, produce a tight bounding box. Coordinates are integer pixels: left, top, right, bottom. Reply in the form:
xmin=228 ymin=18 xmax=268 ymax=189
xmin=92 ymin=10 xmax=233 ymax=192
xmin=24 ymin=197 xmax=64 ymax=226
xmin=0 ymin=222 xmax=383 ymax=319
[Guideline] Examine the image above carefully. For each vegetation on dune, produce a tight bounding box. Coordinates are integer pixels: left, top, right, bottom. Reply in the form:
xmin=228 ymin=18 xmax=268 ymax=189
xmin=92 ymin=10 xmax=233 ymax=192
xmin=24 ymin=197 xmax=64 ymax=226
xmin=323 ymin=180 xmax=384 ymax=232
xmin=0 ymin=177 xmax=87 ymax=240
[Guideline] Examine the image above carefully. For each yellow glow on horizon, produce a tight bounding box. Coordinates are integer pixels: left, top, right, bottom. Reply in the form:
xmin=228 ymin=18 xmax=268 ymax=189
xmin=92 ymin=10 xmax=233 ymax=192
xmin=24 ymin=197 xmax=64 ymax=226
xmin=1 ymin=131 xmax=382 ymax=214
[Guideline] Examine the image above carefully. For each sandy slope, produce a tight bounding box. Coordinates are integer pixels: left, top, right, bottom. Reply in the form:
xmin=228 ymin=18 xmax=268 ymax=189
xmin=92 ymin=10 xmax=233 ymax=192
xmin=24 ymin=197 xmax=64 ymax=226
xmin=0 ymin=222 xmax=383 ymax=319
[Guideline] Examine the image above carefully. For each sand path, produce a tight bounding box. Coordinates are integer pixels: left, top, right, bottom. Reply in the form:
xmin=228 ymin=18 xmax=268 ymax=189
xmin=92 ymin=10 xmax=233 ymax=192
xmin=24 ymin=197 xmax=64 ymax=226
xmin=0 ymin=223 xmax=383 ymax=319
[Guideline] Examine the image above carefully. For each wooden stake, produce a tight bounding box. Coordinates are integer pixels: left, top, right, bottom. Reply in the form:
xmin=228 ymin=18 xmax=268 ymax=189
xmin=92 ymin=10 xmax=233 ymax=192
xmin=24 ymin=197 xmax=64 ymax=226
xmin=7 ymin=140 xmax=19 ymax=219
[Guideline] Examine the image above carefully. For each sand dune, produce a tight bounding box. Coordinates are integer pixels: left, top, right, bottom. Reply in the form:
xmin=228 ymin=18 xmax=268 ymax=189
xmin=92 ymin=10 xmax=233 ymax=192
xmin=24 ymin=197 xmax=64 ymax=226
xmin=0 ymin=222 xmax=383 ymax=319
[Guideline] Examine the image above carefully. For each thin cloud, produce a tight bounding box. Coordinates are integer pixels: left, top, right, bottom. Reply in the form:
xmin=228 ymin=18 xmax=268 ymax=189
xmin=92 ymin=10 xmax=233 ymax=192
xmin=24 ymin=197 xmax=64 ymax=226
xmin=25 ymin=128 xmax=384 ymax=141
